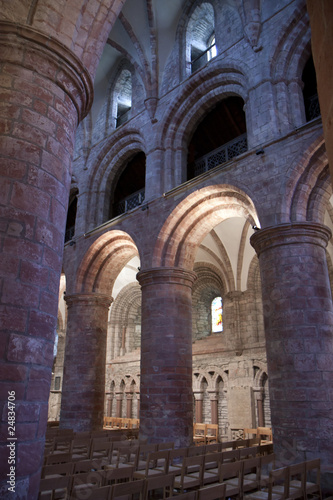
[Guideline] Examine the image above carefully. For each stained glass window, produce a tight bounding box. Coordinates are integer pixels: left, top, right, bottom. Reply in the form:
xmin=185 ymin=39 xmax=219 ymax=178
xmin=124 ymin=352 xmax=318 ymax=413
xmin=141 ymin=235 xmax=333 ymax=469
xmin=212 ymin=296 xmax=223 ymax=332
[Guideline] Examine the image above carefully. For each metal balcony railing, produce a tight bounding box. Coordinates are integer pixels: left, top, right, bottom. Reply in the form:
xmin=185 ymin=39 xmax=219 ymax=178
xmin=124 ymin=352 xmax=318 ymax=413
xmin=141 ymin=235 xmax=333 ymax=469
xmin=194 ymin=133 xmax=248 ymax=177
xmin=114 ymin=188 xmax=145 ymax=216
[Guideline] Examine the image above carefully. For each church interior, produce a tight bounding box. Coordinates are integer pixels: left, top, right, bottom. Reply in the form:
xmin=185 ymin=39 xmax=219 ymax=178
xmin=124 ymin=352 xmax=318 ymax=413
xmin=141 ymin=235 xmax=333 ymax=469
xmin=1 ymin=0 xmax=333 ymax=498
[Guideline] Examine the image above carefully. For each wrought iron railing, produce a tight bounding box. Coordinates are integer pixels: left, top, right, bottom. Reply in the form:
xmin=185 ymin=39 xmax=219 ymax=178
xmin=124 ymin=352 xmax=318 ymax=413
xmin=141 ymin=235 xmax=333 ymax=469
xmin=194 ymin=133 xmax=248 ymax=177
xmin=114 ymin=188 xmax=145 ymax=216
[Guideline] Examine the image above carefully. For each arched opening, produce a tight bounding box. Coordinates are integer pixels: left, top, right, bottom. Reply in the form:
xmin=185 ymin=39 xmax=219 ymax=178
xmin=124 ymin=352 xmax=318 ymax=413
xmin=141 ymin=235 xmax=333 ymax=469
xmin=211 ymin=296 xmax=223 ymax=333
xmin=48 ymin=272 xmax=67 ymax=422
xmin=111 ymin=152 xmax=146 ymax=217
xmin=65 ymin=188 xmax=78 ymax=243
xmin=302 ymin=54 xmax=320 ymax=122
xmin=114 ymin=68 xmax=132 ymax=128
xmin=187 ymin=96 xmax=247 ymax=180
xmin=186 ymin=3 xmax=216 ymax=74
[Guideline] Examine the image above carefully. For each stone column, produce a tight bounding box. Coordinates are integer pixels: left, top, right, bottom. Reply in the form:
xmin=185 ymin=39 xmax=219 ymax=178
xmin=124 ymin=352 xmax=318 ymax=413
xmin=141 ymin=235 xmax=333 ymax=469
xmin=116 ymin=393 xmax=123 ymax=418
xmin=251 ymin=222 xmax=333 ymax=477
xmin=209 ymin=392 xmax=218 ymax=425
xmin=193 ymin=392 xmax=204 ymax=423
xmin=60 ymin=293 xmax=112 ymax=432
xmin=126 ymin=394 xmax=133 ymax=418
xmin=0 ymin=23 xmax=92 ymax=499
xmin=137 ymin=267 xmax=196 ymax=447
xmin=253 ymin=388 xmax=264 ymax=427
xmin=136 ymin=393 xmax=140 ymax=419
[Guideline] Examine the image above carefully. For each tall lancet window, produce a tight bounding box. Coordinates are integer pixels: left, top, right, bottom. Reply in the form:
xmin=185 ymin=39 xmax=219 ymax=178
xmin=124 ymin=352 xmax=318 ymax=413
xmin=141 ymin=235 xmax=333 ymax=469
xmin=211 ymin=296 xmax=223 ymax=333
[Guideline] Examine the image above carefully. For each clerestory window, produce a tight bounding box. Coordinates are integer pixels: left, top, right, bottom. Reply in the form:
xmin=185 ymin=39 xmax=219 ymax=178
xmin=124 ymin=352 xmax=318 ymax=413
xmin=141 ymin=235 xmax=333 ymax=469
xmin=211 ymin=297 xmax=223 ymax=333
xmin=187 ymin=3 xmax=216 ymax=74
xmin=114 ymin=69 xmax=132 ymax=128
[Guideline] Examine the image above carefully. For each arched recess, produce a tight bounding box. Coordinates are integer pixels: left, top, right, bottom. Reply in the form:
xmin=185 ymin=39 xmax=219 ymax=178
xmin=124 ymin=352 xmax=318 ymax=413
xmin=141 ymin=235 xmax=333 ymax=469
xmin=86 ymin=128 xmax=145 ymax=229
xmin=269 ymin=4 xmax=313 ymax=131
xmin=193 ymin=367 xmax=228 ymax=432
xmin=111 ymin=151 xmax=146 ymax=218
xmin=75 ymin=230 xmax=140 ymax=295
xmin=153 ymin=185 xmax=259 ymax=271
xmin=253 ymin=365 xmax=271 ymax=429
xmin=108 ymin=282 xmax=141 ymax=360
xmin=159 ymin=64 xmax=249 ymax=192
xmin=192 ymin=264 xmax=225 ymax=341
xmin=281 ymin=136 xmax=331 ymax=225
xmin=187 ymin=96 xmax=247 ymax=181
xmin=185 ymin=2 xmax=216 ymax=75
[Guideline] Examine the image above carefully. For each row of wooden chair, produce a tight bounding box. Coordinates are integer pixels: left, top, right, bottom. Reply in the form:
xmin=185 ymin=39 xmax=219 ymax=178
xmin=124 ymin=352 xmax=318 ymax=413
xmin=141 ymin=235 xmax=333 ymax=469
xmin=245 ymin=458 xmax=322 ymax=500
xmin=104 ymin=417 xmax=140 ymax=430
xmin=40 ymin=443 xmax=277 ymax=497
xmin=44 ymin=431 xmax=135 ymax=461
xmin=193 ymin=423 xmax=219 ymax=445
xmin=39 ymin=469 xmax=228 ymax=499
xmin=243 ymin=427 xmax=273 ymax=445
xmin=38 ymin=452 xmax=276 ymax=499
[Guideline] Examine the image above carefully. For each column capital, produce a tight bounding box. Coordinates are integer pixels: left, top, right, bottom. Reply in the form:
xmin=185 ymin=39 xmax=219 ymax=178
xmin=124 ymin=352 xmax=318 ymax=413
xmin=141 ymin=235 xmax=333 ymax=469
xmin=208 ymin=391 xmax=218 ymax=401
xmin=137 ymin=267 xmax=197 ymax=288
xmin=0 ymin=21 xmax=94 ymax=121
xmin=193 ymin=391 xmax=204 ymax=401
xmin=250 ymin=222 xmax=331 ymax=256
xmin=64 ymin=293 xmax=112 ymax=309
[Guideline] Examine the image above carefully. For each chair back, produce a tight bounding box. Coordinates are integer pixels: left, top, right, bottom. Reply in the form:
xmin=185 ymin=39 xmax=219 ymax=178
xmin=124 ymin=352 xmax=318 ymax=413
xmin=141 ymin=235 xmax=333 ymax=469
xmin=110 ymin=478 xmax=145 ymax=499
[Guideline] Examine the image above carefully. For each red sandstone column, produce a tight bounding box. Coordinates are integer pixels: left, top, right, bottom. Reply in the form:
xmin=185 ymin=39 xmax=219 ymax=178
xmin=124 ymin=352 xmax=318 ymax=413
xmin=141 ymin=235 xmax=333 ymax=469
xmin=137 ymin=267 xmax=196 ymax=447
xmin=136 ymin=394 xmax=140 ymax=419
xmin=126 ymin=394 xmax=133 ymax=419
xmin=251 ymin=222 xmax=333 ymax=481
xmin=116 ymin=394 xmax=123 ymax=418
xmin=209 ymin=393 xmax=218 ymax=425
xmin=0 ymin=24 xmax=92 ymax=499
xmin=60 ymin=294 xmax=112 ymax=432
xmin=194 ymin=392 xmax=204 ymax=423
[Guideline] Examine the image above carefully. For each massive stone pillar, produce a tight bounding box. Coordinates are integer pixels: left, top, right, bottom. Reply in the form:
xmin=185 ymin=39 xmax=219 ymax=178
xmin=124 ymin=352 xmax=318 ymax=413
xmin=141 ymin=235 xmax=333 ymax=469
xmin=251 ymin=222 xmax=333 ymax=488
xmin=60 ymin=293 xmax=112 ymax=432
xmin=137 ymin=268 xmax=196 ymax=447
xmin=0 ymin=24 xmax=92 ymax=499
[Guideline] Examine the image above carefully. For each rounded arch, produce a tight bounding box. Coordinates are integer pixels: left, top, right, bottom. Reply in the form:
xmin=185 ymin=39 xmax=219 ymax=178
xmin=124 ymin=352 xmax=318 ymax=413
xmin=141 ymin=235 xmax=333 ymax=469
xmin=109 ymin=282 xmax=141 ymax=359
xmin=153 ymin=185 xmax=259 ymax=270
xmin=270 ymin=4 xmax=310 ymax=83
xmin=283 ymin=136 xmax=330 ymax=224
xmin=87 ymin=128 xmax=146 ymax=228
xmin=269 ymin=4 xmax=312 ymax=130
xmin=192 ymin=264 xmax=225 ymax=341
xmin=75 ymin=230 xmax=139 ymax=295
xmin=159 ymin=64 xmax=249 ymax=191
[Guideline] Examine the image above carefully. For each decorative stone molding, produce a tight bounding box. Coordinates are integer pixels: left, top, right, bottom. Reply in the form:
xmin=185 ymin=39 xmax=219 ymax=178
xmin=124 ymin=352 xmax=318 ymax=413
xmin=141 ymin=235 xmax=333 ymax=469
xmin=64 ymin=293 xmax=112 ymax=309
xmin=250 ymin=222 xmax=332 ymax=255
xmin=0 ymin=21 xmax=94 ymax=122
xmin=137 ymin=267 xmax=197 ymax=288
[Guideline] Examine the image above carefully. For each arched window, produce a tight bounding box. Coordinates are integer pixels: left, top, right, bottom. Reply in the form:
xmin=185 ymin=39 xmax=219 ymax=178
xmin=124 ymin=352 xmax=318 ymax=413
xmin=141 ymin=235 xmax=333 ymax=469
xmin=211 ymin=296 xmax=223 ymax=333
xmin=207 ymin=34 xmax=216 ymax=61
xmin=111 ymin=152 xmax=146 ymax=218
xmin=187 ymin=3 xmax=216 ymax=74
xmin=114 ymin=69 xmax=132 ymax=128
xmin=64 ymin=188 xmax=78 ymax=243
xmin=302 ymin=55 xmax=320 ymax=122
xmin=187 ymin=96 xmax=247 ymax=180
